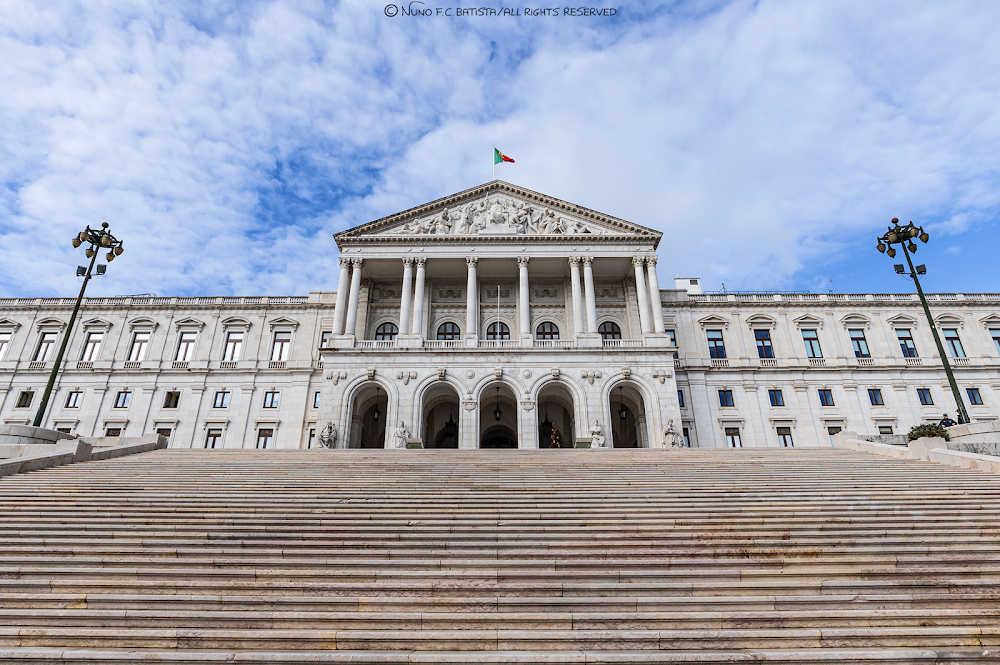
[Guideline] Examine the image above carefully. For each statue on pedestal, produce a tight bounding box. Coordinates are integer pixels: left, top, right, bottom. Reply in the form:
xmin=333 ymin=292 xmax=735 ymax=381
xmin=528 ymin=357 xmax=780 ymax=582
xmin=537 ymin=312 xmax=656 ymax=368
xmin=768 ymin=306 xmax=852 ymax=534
xmin=392 ymin=421 xmax=409 ymax=449
xmin=663 ymin=419 xmax=684 ymax=448
xmin=318 ymin=422 xmax=338 ymax=449
xmin=590 ymin=420 xmax=606 ymax=448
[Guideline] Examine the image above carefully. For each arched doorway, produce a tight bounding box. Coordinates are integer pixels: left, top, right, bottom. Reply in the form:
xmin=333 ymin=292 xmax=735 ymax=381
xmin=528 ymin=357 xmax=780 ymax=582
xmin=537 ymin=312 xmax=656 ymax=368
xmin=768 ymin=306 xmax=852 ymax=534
xmin=479 ymin=382 xmax=518 ymax=448
xmin=537 ymin=382 xmax=575 ymax=448
xmin=610 ymin=383 xmax=648 ymax=448
xmin=423 ymin=382 xmax=461 ymax=449
xmin=349 ymin=383 xmax=389 ymax=448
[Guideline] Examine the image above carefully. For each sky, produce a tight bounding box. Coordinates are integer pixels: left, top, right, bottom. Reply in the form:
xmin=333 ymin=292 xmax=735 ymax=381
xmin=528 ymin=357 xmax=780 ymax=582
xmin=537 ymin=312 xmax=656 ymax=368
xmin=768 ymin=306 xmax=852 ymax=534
xmin=2 ymin=0 xmax=1000 ymax=298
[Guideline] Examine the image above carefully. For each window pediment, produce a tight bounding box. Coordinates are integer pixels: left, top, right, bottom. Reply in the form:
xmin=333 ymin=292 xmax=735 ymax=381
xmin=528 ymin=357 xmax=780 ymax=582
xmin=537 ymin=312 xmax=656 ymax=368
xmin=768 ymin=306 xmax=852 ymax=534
xmin=698 ymin=315 xmax=729 ymax=330
xmin=980 ymin=313 xmax=1000 ymax=328
xmin=268 ymin=316 xmax=300 ymax=331
xmin=35 ymin=317 xmax=66 ymax=330
xmin=840 ymin=313 xmax=870 ymax=330
xmin=886 ymin=314 xmax=918 ymax=328
xmin=745 ymin=314 xmax=776 ymax=329
xmin=792 ymin=314 xmax=824 ymax=330
xmin=174 ymin=317 xmax=206 ymax=331
xmin=81 ymin=317 xmax=113 ymax=331
xmin=221 ymin=316 xmax=252 ymax=331
xmin=128 ymin=317 xmax=159 ymax=332
xmin=934 ymin=313 xmax=965 ymax=329
xmin=0 ymin=318 xmax=21 ymax=332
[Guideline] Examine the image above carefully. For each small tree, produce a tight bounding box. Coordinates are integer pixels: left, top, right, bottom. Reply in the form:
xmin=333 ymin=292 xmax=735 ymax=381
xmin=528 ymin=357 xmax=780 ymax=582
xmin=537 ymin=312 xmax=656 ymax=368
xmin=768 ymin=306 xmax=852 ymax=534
xmin=907 ymin=423 xmax=950 ymax=442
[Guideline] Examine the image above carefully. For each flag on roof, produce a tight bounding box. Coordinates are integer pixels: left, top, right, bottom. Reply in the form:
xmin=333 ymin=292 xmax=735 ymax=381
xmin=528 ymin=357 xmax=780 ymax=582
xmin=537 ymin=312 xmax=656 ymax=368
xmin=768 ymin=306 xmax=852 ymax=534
xmin=494 ymin=148 xmax=515 ymax=164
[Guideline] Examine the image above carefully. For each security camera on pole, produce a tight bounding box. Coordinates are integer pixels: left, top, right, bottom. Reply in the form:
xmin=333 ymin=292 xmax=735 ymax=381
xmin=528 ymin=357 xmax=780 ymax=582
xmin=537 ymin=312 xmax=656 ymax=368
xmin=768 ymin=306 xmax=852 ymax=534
xmin=876 ymin=218 xmax=969 ymax=425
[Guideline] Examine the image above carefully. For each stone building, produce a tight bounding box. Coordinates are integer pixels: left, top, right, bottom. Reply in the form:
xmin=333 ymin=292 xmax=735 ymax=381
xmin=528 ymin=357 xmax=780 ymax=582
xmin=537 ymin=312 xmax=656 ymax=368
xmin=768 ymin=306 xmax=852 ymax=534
xmin=1 ymin=181 xmax=997 ymax=448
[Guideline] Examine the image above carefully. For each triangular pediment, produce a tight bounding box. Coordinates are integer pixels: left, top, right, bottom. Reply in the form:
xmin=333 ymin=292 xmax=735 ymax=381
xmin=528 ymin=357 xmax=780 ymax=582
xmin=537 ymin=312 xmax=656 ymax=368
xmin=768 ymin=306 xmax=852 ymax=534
xmin=335 ymin=181 xmax=661 ymax=247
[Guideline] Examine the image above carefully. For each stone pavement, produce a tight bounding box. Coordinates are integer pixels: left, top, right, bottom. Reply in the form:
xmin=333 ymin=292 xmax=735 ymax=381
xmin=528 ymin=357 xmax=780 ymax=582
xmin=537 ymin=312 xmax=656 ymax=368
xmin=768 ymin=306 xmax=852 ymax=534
xmin=0 ymin=448 xmax=999 ymax=663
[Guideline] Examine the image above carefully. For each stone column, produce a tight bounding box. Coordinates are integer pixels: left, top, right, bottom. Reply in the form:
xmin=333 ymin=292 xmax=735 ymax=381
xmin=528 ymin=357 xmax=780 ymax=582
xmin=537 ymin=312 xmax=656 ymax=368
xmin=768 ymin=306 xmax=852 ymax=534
xmin=633 ymin=257 xmax=652 ymax=334
xmin=583 ymin=257 xmax=598 ymax=334
xmin=344 ymin=258 xmax=364 ymax=337
xmin=466 ymin=257 xmax=478 ymax=342
xmin=399 ymin=258 xmax=414 ymax=335
xmin=331 ymin=257 xmax=352 ymax=334
xmin=569 ymin=257 xmax=585 ymax=335
xmin=517 ymin=256 xmax=531 ymax=339
xmin=410 ymin=258 xmax=427 ymax=336
xmin=646 ymin=255 xmax=663 ymax=333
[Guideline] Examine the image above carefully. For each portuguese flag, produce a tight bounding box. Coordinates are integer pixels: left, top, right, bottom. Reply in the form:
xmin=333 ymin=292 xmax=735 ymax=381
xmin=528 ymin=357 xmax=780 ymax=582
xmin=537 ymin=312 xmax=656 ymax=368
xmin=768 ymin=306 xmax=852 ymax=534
xmin=494 ymin=148 xmax=515 ymax=164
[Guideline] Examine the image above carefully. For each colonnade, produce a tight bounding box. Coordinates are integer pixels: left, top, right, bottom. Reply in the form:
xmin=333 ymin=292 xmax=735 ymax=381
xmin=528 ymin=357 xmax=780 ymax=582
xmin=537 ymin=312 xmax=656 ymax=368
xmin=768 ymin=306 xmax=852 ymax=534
xmin=329 ymin=255 xmax=664 ymax=338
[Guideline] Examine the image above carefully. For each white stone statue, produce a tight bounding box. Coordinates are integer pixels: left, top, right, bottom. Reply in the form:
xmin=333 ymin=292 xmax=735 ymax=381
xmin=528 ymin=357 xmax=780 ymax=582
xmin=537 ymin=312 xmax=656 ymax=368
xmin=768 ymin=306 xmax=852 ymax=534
xmin=392 ymin=421 xmax=409 ymax=449
xmin=318 ymin=421 xmax=337 ymax=449
xmin=590 ymin=419 xmax=606 ymax=448
xmin=663 ymin=419 xmax=684 ymax=447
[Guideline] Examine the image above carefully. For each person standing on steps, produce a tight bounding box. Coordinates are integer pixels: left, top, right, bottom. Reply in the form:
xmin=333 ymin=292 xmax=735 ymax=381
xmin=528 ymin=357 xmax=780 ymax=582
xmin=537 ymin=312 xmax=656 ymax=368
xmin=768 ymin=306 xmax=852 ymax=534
xmin=939 ymin=414 xmax=957 ymax=428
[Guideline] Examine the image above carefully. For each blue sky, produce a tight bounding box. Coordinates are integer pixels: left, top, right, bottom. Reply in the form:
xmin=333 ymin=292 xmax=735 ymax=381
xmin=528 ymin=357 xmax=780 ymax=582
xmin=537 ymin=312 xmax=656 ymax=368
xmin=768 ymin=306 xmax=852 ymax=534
xmin=2 ymin=0 xmax=999 ymax=298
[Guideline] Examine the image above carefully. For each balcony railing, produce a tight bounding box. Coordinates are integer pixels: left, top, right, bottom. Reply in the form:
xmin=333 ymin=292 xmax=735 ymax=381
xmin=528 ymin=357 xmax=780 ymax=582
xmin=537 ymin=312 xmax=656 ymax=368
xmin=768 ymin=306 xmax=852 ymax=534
xmin=76 ymin=361 xmax=94 ymax=369
xmin=123 ymin=361 xmax=142 ymax=369
xmin=710 ymin=358 xmax=729 ymax=368
xmin=268 ymin=361 xmax=287 ymax=369
xmin=759 ymin=358 xmax=777 ymax=367
xmin=952 ymin=357 xmax=970 ymax=367
xmin=905 ymin=358 xmax=923 ymax=366
xmin=478 ymin=340 xmax=519 ymax=349
xmin=356 ymin=340 xmax=395 ymax=349
xmin=536 ymin=340 xmax=576 ymax=348
xmin=423 ymin=340 xmax=464 ymax=349
xmin=808 ymin=358 xmax=826 ymax=367
xmin=856 ymin=358 xmax=875 ymax=367
xmin=220 ymin=361 xmax=238 ymax=369
xmin=172 ymin=361 xmax=189 ymax=369
xmin=28 ymin=361 xmax=47 ymax=370
xmin=602 ymin=339 xmax=642 ymax=348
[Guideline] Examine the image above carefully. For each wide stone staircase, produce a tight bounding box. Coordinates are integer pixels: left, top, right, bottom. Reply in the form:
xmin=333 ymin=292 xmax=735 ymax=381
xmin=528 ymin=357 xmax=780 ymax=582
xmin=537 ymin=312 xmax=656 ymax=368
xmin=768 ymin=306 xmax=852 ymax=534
xmin=1 ymin=448 xmax=1000 ymax=663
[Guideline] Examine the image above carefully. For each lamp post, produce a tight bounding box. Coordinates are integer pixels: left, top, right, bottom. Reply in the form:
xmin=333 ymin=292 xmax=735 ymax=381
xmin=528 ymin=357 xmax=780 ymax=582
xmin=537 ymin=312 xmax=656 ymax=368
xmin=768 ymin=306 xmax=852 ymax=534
xmin=32 ymin=223 xmax=125 ymax=428
xmin=876 ymin=218 xmax=969 ymax=425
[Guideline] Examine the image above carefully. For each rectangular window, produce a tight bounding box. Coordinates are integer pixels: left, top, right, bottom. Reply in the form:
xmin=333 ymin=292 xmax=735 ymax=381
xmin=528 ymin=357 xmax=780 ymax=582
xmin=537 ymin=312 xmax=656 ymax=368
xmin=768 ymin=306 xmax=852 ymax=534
xmin=56 ymin=427 xmax=71 ymax=434
xmin=156 ymin=428 xmax=172 ymax=440
xmin=878 ymin=425 xmax=894 ymax=435
xmin=868 ymin=388 xmax=884 ymax=406
xmin=257 ymin=428 xmax=274 ymax=449
xmin=897 ymin=329 xmax=918 ymax=358
xmin=768 ymin=389 xmax=784 ymax=407
xmin=175 ymin=332 xmax=197 ymax=362
xmin=818 ymin=389 xmax=835 ymax=406
xmin=707 ymin=330 xmax=726 ymax=359
xmin=942 ymin=329 xmax=965 ymax=358
xmin=205 ymin=428 xmax=222 ymax=448
xmin=0 ymin=332 xmax=10 ymax=359
xmin=777 ymin=426 xmax=794 ymax=447
xmin=665 ymin=329 xmax=678 ymax=359
xmin=81 ymin=332 xmax=104 ymax=361
xmin=163 ymin=391 xmax=180 ymax=409
xmin=802 ymin=330 xmax=823 ymax=358
xmin=105 ymin=427 xmax=121 ymax=437
xmin=114 ymin=391 xmax=131 ymax=409
xmin=128 ymin=332 xmax=150 ymax=362
xmin=263 ymin=391 xmax=280 ymax=408
xmin=313 ymin=391 xmax=321 ymax=409
xmin=321 ymin=331 xmax=333 ymax=348
xmin=308 ymin=428 xmax=316 ymax=449
xmin=34 ymin=332 xmax=57 ymax=361
xmin=917 ymin=388 xmax=934 ymax=406
xmin=223 ymin=332 xmax=243 ymax=362
xmin=271 ymin=331 xmax=291 ymax=361
xmin=719 ymin=389 xmax=734 ymax=407
xmin=65 ymin=391 xmax=83 ymax=408
xmin=213 ymin=391 xmax=231 ymax=408
xmin=992 ymin=329 xmax=1000 ymax=355
xmin=16 ymin=390 xmax=34 ymax=409
xmin=677 ymin=390 xmax=685 ymax=408
xmin=754 ymin=329 xmax=774 ymax=359
xmin=828 ymin=426 xmax=842 ymax=443
xmin=849 ymin=329 xmax=870 ymax=358
xmin=682 ymin=427 xmax=690 ymax=447
xmin=725 ymin=427 xmax=741 ymax=448
xmin=967 ymin=388 xmax=984 ymax=406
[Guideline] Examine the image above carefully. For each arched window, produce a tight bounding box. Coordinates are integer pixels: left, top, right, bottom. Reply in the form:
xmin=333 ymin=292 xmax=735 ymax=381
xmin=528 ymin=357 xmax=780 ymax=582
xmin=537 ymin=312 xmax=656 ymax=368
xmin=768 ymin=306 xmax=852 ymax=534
xmin=486 ymin=322 xmax=510 ymax=340
xmin=374 ymin=322 xmax=398 ymax=340
xmin=535 ymin=322 xmax=560 ymax=340
xmin=598 ymin=321 xmax=622 ymax=340
xmin=437 ymin=322 xmax=461 ymax=340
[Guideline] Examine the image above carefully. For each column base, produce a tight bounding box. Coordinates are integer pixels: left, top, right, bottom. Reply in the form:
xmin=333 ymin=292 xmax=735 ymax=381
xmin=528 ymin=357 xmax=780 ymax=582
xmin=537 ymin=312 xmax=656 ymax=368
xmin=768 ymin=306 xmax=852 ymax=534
xmin=519 ymin=333 xmax=534 ymax=347
xmin=577 ymin=333 xmax=602 ymax=348
xmin=395 ymin=334 xmax=423 ymax=349
xmin=642 ymin=333 xmax=669 ymax=348
xmin=464 ymin=334 xmax=478 ymax=348
xmin=329 ymin=335 xmax=356 ymax=349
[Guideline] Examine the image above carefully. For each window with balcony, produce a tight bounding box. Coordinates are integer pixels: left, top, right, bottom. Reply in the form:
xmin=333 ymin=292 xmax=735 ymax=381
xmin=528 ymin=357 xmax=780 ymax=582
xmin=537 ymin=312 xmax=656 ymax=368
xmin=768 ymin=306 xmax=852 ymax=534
xmin=375 ymin=322 xmax=398 ymax=340
xmin=256 ymin=428 xmax=274 ymax=449
xmin=114 ymin=391 xmax=131 ymax=409
xmin=818 ymin=389 xmax=834 ymax=406
xmin=897 ymin=329 xmax=918 ymax=357
xmin=768 ymin=389 xmax=784 ymax=407
xmin=213 ymin=391 xmax=231 ymax=408
xmin=599 ymin=321 xmax=622 ymax=340
xmin=917 ymin=388 xmax=934 ymax=405
xmin=725 ymin=427 xmax=742 ymax=448
xmin=223 ymin=332 xmax=243 ymax=362
xmin=707 ymin=330 xmax=726 ymax=359
xmin=754 ymin=330 xmax=774 ymax=359
xmin=776 ymin=426 xmax=794 ymax=447
xmin=205 ymin=429 xmax=222 ymax=448
xmin=175 ymin=332 xmax=196 ymax=362
xmin=0 ymin=332 xmax=10 ymax=360
xmin=535 ymin=322 xmax=559 ymax=340
xmin=485 ymin=322 xmax=510 ymax=340
xmin=437 ymin=322 xmax=461 ymax=340
xmin=967 ymin=388 xmax=984 ymax=406
xmin=942 ymin=329 xmax=965 ymax=358
xmin=718 ymin=389 xmax=734 ymax=407
xmin=16 ymin=391 xmax=33 ymax=409
xmin=263 ymin=391 xmax=280 ymax=408
xmin=665 ymin=329 xmax=678 ymax=359
xmin=849 ymin=329 xmax=870 ymax=358
xmin=128 ymin=332 xmax=150 ymax=362
xmin=163 ymin=391 xmax=180 ymax=409
xmin=81 ymin=332 xmax=103 ymax=362
xmin=34 ymin=332 xmax=57 ymax=362
xmin=802 ymin=330 xmax=822 ymax=358
xmin=65 ymin=391 xmax=82 ymax=408
xmin=271 ymin=331 xmax=291 ymax=361
xmin=868 ymin=388 xmax=884 ymax=406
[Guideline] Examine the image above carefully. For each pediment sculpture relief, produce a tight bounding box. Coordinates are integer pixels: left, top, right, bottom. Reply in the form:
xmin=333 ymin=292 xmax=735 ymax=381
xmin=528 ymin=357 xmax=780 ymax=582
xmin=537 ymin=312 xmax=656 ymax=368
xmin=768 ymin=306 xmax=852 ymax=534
xmin=390 ymin=195 xmax=609 ymax=236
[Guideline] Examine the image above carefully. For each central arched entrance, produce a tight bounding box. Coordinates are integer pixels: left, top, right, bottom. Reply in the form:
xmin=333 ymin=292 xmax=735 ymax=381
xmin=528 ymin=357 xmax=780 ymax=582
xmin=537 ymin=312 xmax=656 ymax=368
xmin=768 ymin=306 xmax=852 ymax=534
xmin=537 ymin=382 xmax=575 ymax=448
xmin=349 ymin=383 xmax=389 ymax=448
xmin=479 ymin=382 xmax=518 ymax=448
xmin=610 ymin=382 xmax=648 ymax=448
xmin=422 ymin=382 xmax=461 ymax=449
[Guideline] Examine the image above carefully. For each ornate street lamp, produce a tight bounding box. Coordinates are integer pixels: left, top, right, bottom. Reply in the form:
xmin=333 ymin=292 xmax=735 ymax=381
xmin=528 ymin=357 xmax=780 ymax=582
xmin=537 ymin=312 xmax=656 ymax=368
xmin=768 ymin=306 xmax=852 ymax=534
xmin=444 ymin=402 xmax=457 ymax=438
xmin=876 ymin=218 xmax=969 ymax=424
xmin=33 ymin=223 xmax=124 ymax=428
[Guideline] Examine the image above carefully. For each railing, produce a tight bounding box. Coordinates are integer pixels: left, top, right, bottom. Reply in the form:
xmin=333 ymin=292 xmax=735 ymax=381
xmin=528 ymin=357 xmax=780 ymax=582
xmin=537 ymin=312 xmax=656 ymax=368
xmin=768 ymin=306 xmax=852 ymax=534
xmin=478 ymin=340 xmax=519 ymax=349
xmin=28 ymin=361 xmax=47 ymax=370
xmin=76 ymin=361 xmax=94 ymax=369
xmin=535 ymin=339 xmax=576 ymax=348
xmin=856 ymin=358 xmax=875 ymax=367
xmin=710 ymin=358 xmax=729 ymax=368
xmin=172 ymin=361 xmax=189 ymax=369
xmin=759 ymin=358 xmax=777 ymax=367
xmin=808 ymin=358 xmax=826 ymax=367
xmin=952 ymin=357 xmax=970 ymax=366
xmin=268 ymin=361 xmax=287 ymax=369
xmin=220 ymin=361 xmax=238 ymax=369
xmin=672 ymin=359 xmax=682 ymax=369
xmin=601 ymin=339 xmax=642 ymax=348
xmin=123 ymin=361 xmax=142 ymax=369
xmin=424 ymin=340 xmax=464 ymax=349
xmin=356 ymin=340 xmax=395 ymax=349
xmin=905 ymin=358 xmax=923 ymax=366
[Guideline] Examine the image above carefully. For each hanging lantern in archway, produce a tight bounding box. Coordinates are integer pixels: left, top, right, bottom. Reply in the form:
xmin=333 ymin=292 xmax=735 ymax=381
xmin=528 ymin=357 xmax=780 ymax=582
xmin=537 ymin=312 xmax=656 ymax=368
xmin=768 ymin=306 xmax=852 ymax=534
xmin=444 ymin=402 xmax=457 ymax=438
xmin=618 ymin=386 xmax=628 ymax=420
xmin=493 ymin=387 xmax=503 ymax=421
xmin=372 ymin=386 xmax=381 ymax=422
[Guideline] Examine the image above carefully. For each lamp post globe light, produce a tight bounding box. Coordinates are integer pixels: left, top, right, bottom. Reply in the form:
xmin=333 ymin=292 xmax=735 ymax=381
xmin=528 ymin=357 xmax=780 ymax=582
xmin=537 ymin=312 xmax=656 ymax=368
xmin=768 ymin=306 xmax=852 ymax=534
xmin=876 ymin=218 xmax=969 ymax=425
xmin=32 ymin=223 xmax=125 ymax=428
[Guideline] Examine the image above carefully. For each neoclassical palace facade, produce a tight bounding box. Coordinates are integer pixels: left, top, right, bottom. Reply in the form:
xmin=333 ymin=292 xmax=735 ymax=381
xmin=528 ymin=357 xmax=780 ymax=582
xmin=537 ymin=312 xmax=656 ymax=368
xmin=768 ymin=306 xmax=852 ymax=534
xmin=1 ymin=182 xmax=998 ymax=449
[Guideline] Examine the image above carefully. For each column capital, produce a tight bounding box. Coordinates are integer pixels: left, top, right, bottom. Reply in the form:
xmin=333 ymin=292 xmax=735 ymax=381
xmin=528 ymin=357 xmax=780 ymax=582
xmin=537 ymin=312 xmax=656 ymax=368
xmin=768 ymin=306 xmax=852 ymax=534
xmin=415 ymin=257 xmax=427 ymax=267
xmin=517 ymin=256 xmax=530 ymax=268
xmin=632 ymin=256 xmax=646 ymax=268
xmin=646 ymin=255 xmax=657 ymax=267
xmin=402 ymin=257 xmax=415 ymax=266
xmin=351 ymin=257 xmax=364 ymax=267
xmin=568 ymin=256 xmax=581 ymax=267
xmin=583 ymin=256 xmax=594 ymax=267
xmin=466 ymin=257 xmax=478 ymax=268
xmin=339 ymin=257 xmax=352 ymax=269
xmin=360 ymin=278 xmax=373 ymax=288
